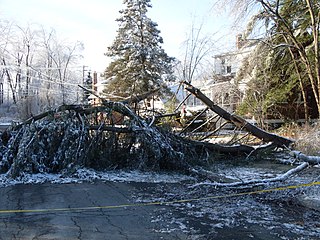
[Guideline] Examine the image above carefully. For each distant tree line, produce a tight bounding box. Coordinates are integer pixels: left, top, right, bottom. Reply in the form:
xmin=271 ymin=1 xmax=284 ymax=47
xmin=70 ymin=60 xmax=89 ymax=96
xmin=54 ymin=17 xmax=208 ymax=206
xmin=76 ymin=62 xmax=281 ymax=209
xmin=0 ymin=20 xmax=83 ymax=119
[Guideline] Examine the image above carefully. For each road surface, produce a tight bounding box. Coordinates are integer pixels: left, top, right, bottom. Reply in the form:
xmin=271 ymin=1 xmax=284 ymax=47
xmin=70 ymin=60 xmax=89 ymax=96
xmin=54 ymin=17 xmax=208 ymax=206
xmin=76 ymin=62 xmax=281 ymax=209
xmin=0 ymin=179 xmax=319 ymax=239
xmin=0 ymin=181 xmax=188 ymax=240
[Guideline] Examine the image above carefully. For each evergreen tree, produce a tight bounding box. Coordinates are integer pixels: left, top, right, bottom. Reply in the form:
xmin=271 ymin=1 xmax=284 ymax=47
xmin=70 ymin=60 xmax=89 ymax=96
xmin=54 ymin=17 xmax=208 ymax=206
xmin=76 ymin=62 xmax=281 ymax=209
xmin=103 ymin=0 xmax=175 ymax=99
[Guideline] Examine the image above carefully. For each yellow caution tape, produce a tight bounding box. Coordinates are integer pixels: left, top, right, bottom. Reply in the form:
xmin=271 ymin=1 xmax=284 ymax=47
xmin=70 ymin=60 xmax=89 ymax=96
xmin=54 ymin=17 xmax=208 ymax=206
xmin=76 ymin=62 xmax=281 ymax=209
xmin=0 ymin=181 xmax=319 ymax=214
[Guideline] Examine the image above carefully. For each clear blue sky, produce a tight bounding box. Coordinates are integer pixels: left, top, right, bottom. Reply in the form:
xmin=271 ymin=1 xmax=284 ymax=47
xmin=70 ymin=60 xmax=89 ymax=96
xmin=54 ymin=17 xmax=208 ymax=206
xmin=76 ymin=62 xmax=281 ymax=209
xmin=0 ymin=0 xmax=237 ymax=72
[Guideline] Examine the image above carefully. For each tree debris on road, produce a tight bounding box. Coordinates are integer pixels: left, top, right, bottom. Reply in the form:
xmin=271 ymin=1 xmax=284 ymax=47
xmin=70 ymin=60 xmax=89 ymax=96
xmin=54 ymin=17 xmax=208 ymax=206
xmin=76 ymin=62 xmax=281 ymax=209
xmin=0 ymin=83 xmax=318 ymax=189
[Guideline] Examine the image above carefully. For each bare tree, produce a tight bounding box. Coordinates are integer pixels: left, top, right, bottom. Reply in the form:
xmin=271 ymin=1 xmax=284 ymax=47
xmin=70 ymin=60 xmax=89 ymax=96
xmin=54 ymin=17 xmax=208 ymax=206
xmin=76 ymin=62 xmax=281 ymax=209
xmin=37 ymin=28 xmax=83 ymax=108
xmin=48 ymin=39 xmax=83 ymax=104
xmin=176 ymin=20 xmax=215 ymax=83
xmin=16 ymin=25 xmax=40 ymax=117
xmin=0 ymin=20 xmax=19 ymax=104
xmin=38 ymin=28 xmax=56 ymax=108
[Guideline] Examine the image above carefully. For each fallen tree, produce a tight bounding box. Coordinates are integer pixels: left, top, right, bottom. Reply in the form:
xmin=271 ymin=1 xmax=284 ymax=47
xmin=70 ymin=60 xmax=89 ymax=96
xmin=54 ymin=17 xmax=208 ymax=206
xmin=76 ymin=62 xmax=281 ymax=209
xmin=3 ymin=94 xmax=260 ymax=178
xmin=0 ymin=84 xmax=317 ymax=188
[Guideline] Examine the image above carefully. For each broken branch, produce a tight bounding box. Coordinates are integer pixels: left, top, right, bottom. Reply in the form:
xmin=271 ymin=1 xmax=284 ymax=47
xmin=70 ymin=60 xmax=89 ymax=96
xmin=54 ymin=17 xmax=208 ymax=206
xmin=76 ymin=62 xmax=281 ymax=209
xmin=191 ymin=162 xmax=309 ymax=188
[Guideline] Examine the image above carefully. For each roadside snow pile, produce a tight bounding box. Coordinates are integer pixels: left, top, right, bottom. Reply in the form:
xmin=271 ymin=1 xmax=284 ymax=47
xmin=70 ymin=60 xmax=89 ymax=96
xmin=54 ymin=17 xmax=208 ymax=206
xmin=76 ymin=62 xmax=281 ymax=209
xmin=0 ymin=168 xmax=195 ymax=187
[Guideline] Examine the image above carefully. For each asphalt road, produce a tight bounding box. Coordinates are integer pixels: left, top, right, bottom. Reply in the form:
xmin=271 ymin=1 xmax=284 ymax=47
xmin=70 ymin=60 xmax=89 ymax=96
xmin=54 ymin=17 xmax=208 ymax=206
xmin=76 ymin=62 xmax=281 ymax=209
xmin=0 ymin=179 xmax=319 ymax=239
xmin=0 ymin=181 xmax=188 ymax=240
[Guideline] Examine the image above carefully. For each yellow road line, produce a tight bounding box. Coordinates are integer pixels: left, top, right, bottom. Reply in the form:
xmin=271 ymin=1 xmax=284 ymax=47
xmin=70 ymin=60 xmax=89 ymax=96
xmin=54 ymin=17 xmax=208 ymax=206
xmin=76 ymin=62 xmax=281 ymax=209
xmin=0 ymin=181 xmax=319 ymax=214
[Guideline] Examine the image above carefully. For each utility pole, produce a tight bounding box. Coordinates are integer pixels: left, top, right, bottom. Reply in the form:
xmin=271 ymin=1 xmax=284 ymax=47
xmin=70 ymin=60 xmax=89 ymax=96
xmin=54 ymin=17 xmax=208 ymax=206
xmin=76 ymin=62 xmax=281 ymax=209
xmin=82 ymin=66 xmax=88 ymax=85
xmin=92 ymin=71 xmax=98 ymax=105
xmin=82 ymin=65 xmax=88 ymax=104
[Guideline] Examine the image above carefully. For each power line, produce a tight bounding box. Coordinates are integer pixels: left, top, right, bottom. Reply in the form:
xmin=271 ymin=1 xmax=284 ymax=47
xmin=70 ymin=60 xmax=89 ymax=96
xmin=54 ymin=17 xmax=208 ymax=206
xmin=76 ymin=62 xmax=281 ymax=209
xmin=0 ymin=181 xmax=318 ymax=214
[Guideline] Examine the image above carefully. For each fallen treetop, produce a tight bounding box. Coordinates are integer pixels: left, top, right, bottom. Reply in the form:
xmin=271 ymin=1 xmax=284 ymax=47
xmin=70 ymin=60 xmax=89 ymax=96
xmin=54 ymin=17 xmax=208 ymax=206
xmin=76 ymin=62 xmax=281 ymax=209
xmin=183 ymin=81 xmax=294 ymax=147
xmin=1 ymin=100 xmax=246 ymax=178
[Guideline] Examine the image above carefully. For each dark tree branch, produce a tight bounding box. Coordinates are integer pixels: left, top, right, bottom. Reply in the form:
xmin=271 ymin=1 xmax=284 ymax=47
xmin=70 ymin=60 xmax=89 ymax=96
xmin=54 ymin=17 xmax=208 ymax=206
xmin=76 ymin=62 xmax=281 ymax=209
xmin=183 ymin=81 xmax=293 ymax=147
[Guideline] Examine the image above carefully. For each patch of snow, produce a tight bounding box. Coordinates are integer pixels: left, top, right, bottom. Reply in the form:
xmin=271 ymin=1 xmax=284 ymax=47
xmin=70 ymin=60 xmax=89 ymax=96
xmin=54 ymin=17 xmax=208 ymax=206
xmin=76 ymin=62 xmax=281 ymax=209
xmin=212 ymin=223 xmax=224 ymax=228
xmin=0 ymin=117 xmax=19 ymax=124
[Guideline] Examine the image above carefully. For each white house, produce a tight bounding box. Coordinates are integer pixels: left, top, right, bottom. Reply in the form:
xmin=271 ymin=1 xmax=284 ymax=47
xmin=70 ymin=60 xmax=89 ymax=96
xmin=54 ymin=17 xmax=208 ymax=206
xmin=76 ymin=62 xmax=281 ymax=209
xmin=186 ymin=35 xmax=256 ymax=113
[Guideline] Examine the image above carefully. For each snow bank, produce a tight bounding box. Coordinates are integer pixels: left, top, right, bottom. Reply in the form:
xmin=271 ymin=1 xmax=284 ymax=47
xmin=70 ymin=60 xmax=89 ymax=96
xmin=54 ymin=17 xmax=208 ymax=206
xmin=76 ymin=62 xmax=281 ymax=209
xmin=0 ymin=168 xmax=195 ymax=187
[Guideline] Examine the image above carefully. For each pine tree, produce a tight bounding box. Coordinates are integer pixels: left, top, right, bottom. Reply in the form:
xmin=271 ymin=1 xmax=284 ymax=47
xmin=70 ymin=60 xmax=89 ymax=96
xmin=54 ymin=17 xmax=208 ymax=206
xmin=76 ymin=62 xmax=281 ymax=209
xmin=103 ymin=0 xmax=175 ymax=99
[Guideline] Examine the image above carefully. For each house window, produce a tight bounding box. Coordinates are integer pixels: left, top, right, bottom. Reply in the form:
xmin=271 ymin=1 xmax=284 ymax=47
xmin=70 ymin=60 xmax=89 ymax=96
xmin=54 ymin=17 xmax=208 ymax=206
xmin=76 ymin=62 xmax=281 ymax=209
xmin=227 ymin=66 xmax=232 ymax=73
